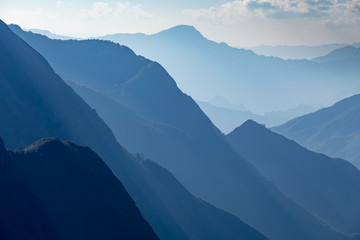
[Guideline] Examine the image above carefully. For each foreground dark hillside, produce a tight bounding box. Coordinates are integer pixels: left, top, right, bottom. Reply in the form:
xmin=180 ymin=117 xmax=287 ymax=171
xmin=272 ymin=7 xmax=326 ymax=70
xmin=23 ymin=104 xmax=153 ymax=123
xmin=0 ymin=137 xmax=159 ymax=240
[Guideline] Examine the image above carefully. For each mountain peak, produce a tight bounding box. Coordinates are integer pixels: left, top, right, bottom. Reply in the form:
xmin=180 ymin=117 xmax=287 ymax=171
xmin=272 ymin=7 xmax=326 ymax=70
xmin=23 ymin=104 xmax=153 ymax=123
xmin=157 ymin=25 xmax=203 ymax=38
xmin=228 ymin=120 xmax=269 ymax=138
xmin=170 ymin=25 xmax=197 ymax=31
xmin=239 ymin=119 xmax=266 ymax=131
xmin=8 ymin=23 xmax=22 ymax=32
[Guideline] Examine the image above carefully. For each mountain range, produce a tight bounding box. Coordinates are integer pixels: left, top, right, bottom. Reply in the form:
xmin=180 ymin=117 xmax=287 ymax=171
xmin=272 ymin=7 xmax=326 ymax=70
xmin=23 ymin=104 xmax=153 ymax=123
xmin=27 ymin=28 xmax=77 ymax=40
xmin=246 ymin=43 xmax=360 ymax=60
xmin=227 ymin=120 xmax=360 ymax=234
xmin=0 ymin=19 xmax=267 ymax=240
xmin=96 ymin=25 xmax=360 ymax=114
xmin=8 ymin=23 xmax=356 ymax=240
xmin=273 ymin=94 xmax=360 ymax=169
xmin=197 ymin=99 xmax=314 ymax=133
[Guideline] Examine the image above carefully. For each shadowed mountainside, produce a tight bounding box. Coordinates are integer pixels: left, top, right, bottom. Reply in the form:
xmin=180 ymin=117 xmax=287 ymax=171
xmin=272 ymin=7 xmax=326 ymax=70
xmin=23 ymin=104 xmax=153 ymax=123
xmin=0 ymin=137 xmax=159 ymax=240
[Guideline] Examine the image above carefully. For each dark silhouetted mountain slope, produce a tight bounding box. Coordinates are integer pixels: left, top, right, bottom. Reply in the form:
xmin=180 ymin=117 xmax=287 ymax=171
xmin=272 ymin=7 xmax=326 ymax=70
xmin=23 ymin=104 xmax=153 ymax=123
xmin=0 ymin=137 xmax=159 ymax=240
xmin=0 ymin=138 xmax=59 ymax=240
xmin=12 ymin=25 xmax=356 ymax=240
xmin=227 ymin=120 xmax=360 ymax=234
xmin=0 ymin=19 xmax=267 ymax=240
xmin=273 ymin=94 xmax=360 ymax=169
xmin=97 ymin=25 xmax=360 ymax=114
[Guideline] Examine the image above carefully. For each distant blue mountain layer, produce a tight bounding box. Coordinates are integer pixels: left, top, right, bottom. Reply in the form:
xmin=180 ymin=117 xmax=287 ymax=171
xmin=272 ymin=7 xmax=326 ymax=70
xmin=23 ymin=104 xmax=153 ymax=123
xmin=97 ymin=25 xmax=360 ymax=113
xmin=274 ymin=94 xmax=360 ymax=169
xmin=247 ymin=43 xmax=360 ymax=60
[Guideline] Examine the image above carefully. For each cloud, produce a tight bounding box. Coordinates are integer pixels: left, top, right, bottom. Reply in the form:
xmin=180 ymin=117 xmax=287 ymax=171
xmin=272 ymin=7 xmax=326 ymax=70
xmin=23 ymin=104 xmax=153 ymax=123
xmin=182 ymin=0 xmax=359 ymax=46
xmin=183 ymin=0 xmax=360 ymax=22
xmin=116 ymin=2 xmax=157 ymax=20
xmin=78 ymin=1 xmax=156 ymax=20
xmin=57 ymin=0 xmax=63 ymax=7
xmin=79 ymin=2 xmax=112 ymax=19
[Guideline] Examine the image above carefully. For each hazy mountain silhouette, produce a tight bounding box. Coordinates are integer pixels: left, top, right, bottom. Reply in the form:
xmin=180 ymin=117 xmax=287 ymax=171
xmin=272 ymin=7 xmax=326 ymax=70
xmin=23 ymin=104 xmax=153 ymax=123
xmin=97 ymin=25 xmax=360 ymax=114
xmin=312 ymin=46 xmax=360 ymax=63
xmin=0 ymin=20 xmax=268 ymax=240
xmin=0 ymin=137 xmax=159 ymax=240
xmin=197 ymin=100 xmax=315 ymax=133
xmin=196 ymin=100 xmax=274 ymax=133
xmin=11 ymin=24 xmax=357 ymax=240
xmin=227 ymin=120 xmax=360 ymax=234
xmin=209 ymin=96 xmax=247 ymax=111
xmin=247 ymin=43 xmax=360 ymax=60
xmin=273 ymin=94 xmax=360 ymax=169
xmin=27 ymin=28 xmax=77 ymax=40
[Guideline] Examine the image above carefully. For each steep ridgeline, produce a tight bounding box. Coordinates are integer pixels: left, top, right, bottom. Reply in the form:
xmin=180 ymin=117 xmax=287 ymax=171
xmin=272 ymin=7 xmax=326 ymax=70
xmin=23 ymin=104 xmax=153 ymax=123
xmin=11 ymin=24 xmax=355 ymax=240
xmin=0 ymin=20 xmax=267 ymax=240
xmin=273 ymin=94 xmax=360 ymax=169
xmin=227 ymin=120 xmax=360 ymax=235
xmin=0 ymin=137 xmax=159 ymax=240
xmin=97 ymin=25 xmax=360 ymax=114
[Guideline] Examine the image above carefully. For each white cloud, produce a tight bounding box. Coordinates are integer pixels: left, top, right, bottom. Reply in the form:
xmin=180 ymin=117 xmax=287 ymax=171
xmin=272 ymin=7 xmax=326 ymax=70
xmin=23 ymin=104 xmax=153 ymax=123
xmin=183 ymin=0 xmax=360 ymax=22
xmin=78 ymin=1 xmax=156 ymax=20
xmin=78 ymin=2 xmax=112 ymax=19
xmin=182 ymin=0 xmax=360 ymax=45
xmin=116 ymin=2 xmax=157 ymax=20
xmin=57 ymin=0 xmax=63 ymax=7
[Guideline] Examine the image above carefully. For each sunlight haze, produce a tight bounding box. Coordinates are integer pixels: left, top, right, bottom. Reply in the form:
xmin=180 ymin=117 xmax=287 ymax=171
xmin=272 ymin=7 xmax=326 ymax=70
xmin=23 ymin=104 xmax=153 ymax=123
xmin=1 ymin=0 xmax=359 ymax=46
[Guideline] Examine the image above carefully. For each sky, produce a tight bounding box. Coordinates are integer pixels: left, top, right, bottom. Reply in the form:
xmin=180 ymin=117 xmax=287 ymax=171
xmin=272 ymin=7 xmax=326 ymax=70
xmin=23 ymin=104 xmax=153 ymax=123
xmin=1 ymin=0 xmax=359 ymax=46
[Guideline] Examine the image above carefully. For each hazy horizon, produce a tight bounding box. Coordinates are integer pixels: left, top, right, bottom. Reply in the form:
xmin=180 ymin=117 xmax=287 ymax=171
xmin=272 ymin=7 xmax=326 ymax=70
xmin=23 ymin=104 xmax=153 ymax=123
xmin=1 ymin=0 xmax=359 ymax=47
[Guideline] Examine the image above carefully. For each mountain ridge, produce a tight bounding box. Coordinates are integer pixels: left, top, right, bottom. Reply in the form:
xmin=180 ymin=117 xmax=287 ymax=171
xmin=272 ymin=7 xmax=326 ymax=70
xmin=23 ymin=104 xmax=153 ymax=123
xmin=227 ymin=120 xmax=360 ymax=234
xmin=96 ymin=24 xmax=360 ymax=114
xmin=10 ymin=24 xmax=356 ymax=240
xmin=0 ymin=19 xmax=268 ymax=240
xmin=273 ymin=94 xmax=360 ymax=169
